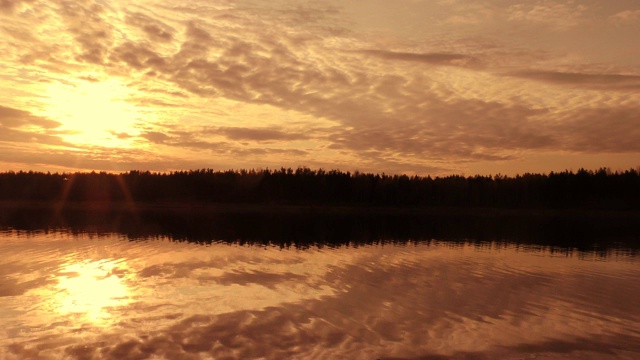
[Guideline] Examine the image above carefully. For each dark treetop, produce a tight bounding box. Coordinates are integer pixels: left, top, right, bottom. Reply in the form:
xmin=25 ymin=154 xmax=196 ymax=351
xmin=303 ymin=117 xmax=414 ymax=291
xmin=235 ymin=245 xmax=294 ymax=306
xmin=1 ymin=167 xmax=639 ymax=210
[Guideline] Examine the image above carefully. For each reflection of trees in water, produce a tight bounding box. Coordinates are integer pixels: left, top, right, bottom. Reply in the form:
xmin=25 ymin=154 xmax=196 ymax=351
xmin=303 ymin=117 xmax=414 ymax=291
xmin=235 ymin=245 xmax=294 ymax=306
xmin=1 ymin=207 xmax=638 ymax=256
xmin=0 ymin=167 xmax=639 ymax=209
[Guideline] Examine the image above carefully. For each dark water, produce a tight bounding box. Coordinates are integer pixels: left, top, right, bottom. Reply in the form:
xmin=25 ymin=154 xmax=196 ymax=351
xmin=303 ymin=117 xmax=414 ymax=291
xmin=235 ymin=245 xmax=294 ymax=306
xmin=1 ymin=208 xmax=639 ymax=359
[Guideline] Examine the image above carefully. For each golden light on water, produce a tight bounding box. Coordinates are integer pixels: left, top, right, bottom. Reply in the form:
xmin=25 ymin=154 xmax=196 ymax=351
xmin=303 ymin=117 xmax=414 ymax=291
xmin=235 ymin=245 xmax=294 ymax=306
xmin=54 ymin=259 xmax=131 ymax=324
xmin=1 ymin=230 xmax=640 ymax=358
xmin=44 ymin=79 xmax=141 ymax=147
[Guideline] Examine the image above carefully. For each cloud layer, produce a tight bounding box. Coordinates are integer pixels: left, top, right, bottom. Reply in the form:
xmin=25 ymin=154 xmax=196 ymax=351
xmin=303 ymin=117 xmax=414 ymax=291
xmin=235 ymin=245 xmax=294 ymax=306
xmin=0 ymin=0 xmax=639 ymax=174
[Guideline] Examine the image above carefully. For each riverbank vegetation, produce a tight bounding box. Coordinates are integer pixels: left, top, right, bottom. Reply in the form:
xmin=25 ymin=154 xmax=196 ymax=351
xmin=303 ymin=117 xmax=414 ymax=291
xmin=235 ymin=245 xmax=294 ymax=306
xmin=0 ymin=167 xmax=638 ymax=210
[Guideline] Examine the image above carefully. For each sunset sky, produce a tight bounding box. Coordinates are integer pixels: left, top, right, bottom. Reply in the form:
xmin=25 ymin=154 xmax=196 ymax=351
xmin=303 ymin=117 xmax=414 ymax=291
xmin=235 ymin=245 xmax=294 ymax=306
xmin=1 ymin=0 xmax=639 ymax=175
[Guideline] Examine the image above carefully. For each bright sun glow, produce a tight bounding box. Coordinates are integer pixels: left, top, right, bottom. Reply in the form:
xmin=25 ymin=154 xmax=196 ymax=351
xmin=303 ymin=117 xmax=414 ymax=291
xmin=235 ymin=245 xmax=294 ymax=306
xmin=55 ymin=259 xmax=131 ymax=324
xmin=45 ymin=79 xmax=141 ymax=147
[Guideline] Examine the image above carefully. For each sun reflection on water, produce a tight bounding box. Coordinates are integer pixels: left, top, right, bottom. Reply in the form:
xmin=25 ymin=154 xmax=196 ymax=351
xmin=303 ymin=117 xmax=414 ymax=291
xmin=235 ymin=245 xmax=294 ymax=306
xmin=54 ymin=259 xmax=131 ymax=325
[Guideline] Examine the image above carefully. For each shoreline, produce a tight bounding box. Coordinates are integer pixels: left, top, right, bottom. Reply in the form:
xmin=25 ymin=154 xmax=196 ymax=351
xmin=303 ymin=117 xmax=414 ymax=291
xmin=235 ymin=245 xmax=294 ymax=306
xmin=1 ymin=200 xmax=639 ymax=218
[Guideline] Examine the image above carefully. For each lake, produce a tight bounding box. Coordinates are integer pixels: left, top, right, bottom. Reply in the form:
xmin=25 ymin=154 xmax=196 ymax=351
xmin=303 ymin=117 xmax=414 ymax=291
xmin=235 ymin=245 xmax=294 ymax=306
xmin=1 ymin=207 xmax=639 ymax=359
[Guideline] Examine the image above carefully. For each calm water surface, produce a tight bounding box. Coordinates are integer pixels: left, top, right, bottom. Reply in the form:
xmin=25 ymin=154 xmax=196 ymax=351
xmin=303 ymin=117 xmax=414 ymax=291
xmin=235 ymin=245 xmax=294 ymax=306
xmin=1 ymin=217 xmax=639 ymax=359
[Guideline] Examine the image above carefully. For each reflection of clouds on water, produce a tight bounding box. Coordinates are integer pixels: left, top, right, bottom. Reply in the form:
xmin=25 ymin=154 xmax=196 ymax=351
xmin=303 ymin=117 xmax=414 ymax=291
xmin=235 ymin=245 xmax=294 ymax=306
xmin=0 ymin=274 xmax=56 ymax=297
xmin=12 ymin=286 xmax=640 ymax=359
xmin=139 ymin=259 xmax=322 ymax=289
xmin=1 ymin=234 xmax=640 ymax=359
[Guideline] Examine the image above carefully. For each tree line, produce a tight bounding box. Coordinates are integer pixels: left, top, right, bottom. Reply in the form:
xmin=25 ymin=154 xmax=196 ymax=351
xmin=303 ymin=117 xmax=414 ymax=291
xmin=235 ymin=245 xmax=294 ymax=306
xmin=0 ymin=167 xmax=638 ymax=209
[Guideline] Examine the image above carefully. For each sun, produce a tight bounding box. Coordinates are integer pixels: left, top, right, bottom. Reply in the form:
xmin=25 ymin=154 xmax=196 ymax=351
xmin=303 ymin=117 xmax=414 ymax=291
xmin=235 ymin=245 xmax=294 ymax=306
xmin=55 ymin=259 xmax=132 ymax=325
xmin=45 ymin=79 xmax=142 ymax=147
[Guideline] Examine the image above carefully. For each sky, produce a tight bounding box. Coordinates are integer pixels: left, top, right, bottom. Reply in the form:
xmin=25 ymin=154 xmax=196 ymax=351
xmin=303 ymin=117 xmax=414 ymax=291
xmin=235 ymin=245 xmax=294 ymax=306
xmin=1 ymin=0 xmax=639 ymax=176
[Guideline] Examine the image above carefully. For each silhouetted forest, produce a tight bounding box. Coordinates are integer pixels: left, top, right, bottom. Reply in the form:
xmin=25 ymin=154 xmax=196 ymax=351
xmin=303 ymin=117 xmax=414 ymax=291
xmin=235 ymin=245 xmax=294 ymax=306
xmin=0 ymin=167 xmax=639 ymax=210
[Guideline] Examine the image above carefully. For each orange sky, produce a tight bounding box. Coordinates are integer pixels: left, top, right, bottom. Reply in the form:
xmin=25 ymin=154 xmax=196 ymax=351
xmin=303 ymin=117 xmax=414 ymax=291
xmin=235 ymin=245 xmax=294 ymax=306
xmin=1 ymin=0 xmax=639 ymax=175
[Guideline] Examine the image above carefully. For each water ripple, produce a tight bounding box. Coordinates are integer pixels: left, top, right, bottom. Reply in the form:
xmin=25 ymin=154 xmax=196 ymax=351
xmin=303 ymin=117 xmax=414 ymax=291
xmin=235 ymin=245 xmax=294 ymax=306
xmin=1 ymin=231 xmax=639 ymax=359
